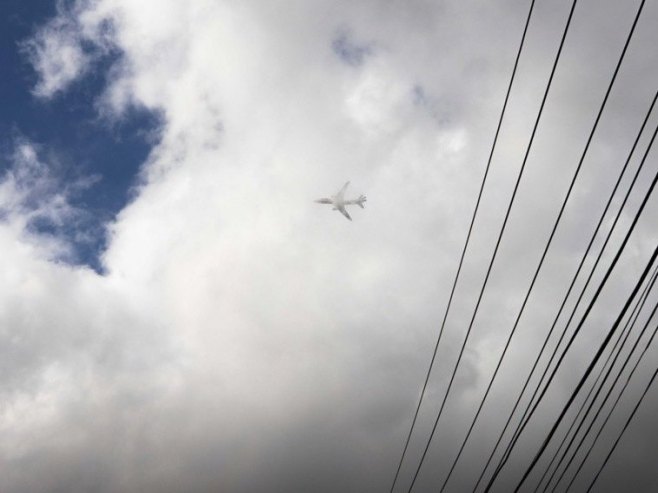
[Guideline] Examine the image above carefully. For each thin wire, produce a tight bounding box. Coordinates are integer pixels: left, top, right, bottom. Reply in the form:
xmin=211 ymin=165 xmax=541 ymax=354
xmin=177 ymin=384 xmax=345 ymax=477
xmin=489 ymin=110 xmax=657 ymax=486
xmin=541 ymin=265 xmax=658 ymax=492
xmin=387 ymin=2 xmax=537 ymax=490
xmin=566 ymin=302 xmax=658 ymax=490
xmin=510 ymin=239 xmax=658 ymax=489
xmin=486 ymin=122 xmax=658 ymax=490
xmin=551 ymin=280 xmax=658 ymax=492
xmin=489 ymin=1 xmax=650 ymax=475
xmin=486 ymin=106 xmax=658 ymax=492
xmin=403 ymin=2 xmax=579 ymax=491
xmin=436 ymin=0 xmax=647 ymax=486
xmin=537 ymin=264 xmax=658 ymax=492
xmin=472 ymin=88 xmax=658 ymax=493
xmin=586 ymin=364 xmax=658 ymax=492
xmin=536 ymin=278 xmax=653 ymax=492
xmin=535 ymin=280 xmax=650 ymax=492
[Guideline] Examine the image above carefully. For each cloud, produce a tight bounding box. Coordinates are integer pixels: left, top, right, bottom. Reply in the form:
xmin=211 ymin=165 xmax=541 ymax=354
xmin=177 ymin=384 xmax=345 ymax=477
xmin=0 ymin=137 xmax=107 ymax=269
xmin=22 ymin=2 xmax=91 ymax=98
xmin=22 ymin=0 xmax=117 ymax=99
xmin=6 ymin=0 xmax=658 ymax=492
xmin=332 ymin=28 xmax=374 ymax=67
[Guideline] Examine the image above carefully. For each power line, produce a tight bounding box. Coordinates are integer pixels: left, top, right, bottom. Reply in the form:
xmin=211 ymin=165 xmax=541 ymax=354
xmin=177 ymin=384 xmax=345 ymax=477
xmin=472 ymin=87 xmax=658 ymax=493
xmin=488 ymin=118 xmax=657 ymax=488
xmin=566 ymin=301 xmax=658 ymax=490
xmin=585 ymin=363 xmax=658 ymax=492
xmin=542 ymin=267 xmax=658 ymax=490
xmin=537 ymin=265 xmax=658 ymax=491
xmin=435 ymin=0 xmax=647 ymax=487
xmin=387 ymin=2 xmax=537 ymax=490
xmin=535 ymin=280 xmax=653 ymax=492
xmin=513 ymin=242 xmax=658 ymax=491
xmin=548 ymin=275 xmax=658 ymax=492
xmin=402 ymin=1 xmax=579 ymax=491
xmin=486 ymin=121 xmax=658 ymax=490
xmin=485 ymin=105 xmax=658 ymax=492
xmin=539 ymin=265 xmax=658 ymax=492
xmin=510 ymin=208 xmax=658 ymax=490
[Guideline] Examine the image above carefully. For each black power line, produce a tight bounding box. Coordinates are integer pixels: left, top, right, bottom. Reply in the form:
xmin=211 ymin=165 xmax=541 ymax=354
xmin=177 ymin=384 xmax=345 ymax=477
xmin=586 ymin=363 xmax=658 ymax=492
xmin=510 ymin=196 xmax=658 ymax=490
xmin=488 ymin=135 xmax=658 ymax=490
xmin=513 ymin=242 xmax=658 ymax=491
xmin=402 ymin=1 xmax=579 ymax=491
xmin=473 ymin=87 xmax=658 ymax=493
xmin=387 ymin=2 xmax=537 ymax=491
xmin=538 ymin=265 xmax=658 ymax=492
xmin=485 ymin=107 xmax=658 ymax=492
xmin=535 ymin=280 xmax=653 ymax=491
xmin=543 ymin=268 xmax=658 ymax=490
xmin=535 ymin=268 xmax=658 ymax=491
xmin=548 ymin=276 xmax=658 ymax=492
xmin=566 ymin=301 xmax=658 ymax=490
xmin=436 ymin=0 xmax=647 ymax=487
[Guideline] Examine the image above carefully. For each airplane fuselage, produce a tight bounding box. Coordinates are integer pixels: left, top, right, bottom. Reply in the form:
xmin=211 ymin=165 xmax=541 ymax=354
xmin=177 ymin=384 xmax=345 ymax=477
xmin=314 ymin=197 xmax=363 ymax=208
xmin=314 ymin=182 xmax=366 ymax=221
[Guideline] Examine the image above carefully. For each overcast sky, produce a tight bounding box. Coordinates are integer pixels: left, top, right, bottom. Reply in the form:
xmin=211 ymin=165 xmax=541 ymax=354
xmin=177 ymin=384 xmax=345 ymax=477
xmin=1 ymin=0 xmax=658 ymax=492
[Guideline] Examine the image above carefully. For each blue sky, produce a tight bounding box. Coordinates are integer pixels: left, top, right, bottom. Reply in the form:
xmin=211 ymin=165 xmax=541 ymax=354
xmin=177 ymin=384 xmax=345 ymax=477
xmin=0 ymin=0 xmax=159 ymax=272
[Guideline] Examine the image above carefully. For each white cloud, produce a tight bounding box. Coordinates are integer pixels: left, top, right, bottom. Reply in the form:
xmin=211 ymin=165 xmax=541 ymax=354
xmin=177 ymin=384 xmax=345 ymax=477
xmin=22 ymin=2 xmax=91 ymax=98
xmin=8 ymin=0 xmax=658 ymax=491
xmin=0 ymin=140 xmax=89 ymax=259
xmin=344 ymin=60 xmax=414 ymax=135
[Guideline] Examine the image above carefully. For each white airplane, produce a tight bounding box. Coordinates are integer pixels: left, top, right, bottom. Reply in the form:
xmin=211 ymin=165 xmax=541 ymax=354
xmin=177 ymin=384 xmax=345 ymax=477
xmin=315 ymin=181 xmax=366 ymax=221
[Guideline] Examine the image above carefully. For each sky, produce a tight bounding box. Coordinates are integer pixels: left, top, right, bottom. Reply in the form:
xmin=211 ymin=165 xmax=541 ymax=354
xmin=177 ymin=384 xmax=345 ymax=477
xmin=1 ymin=0 xmax=658 ymax=492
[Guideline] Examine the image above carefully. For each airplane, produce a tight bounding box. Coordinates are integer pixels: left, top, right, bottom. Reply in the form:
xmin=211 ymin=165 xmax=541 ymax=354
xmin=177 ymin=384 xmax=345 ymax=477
xmin=315 ymin=181 xmax=366 ymax=221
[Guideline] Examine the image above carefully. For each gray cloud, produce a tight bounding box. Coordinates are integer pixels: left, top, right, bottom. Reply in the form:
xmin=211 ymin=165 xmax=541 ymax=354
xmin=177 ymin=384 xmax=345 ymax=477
xmin=3 ymin=0 xmax=658 ymax=492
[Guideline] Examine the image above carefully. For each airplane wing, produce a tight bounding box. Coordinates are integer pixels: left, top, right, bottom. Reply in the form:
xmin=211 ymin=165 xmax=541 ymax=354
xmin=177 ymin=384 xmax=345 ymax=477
xmin=337 ymin=204 xmax=352 ymax=221
xmin=335 ymin=181 xmax=350 ymax=201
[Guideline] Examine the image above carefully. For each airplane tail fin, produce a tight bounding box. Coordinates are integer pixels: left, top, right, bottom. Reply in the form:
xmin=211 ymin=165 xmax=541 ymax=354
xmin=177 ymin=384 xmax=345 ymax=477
xmin=357 ymin=195 xmax=366 ymax=209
